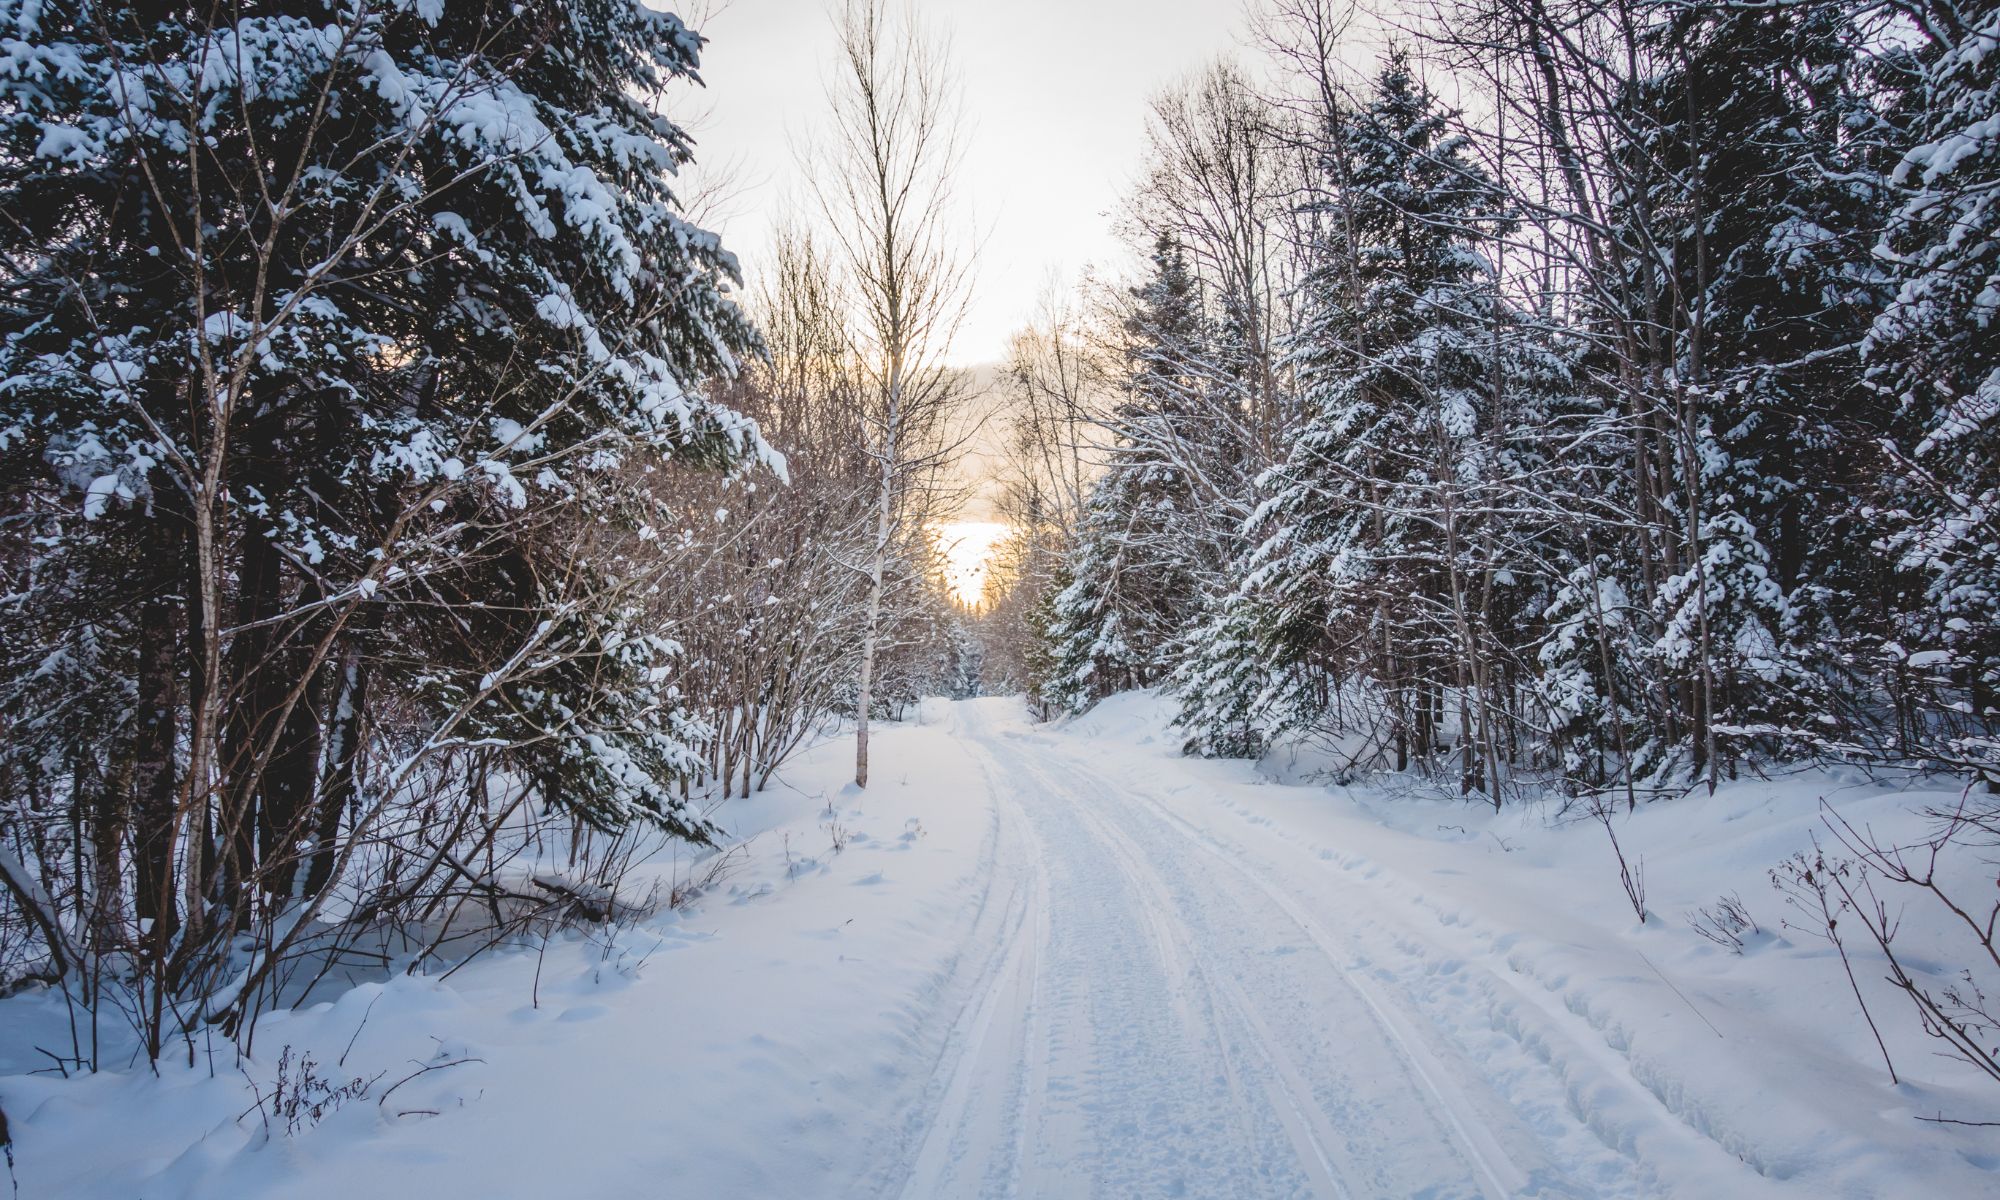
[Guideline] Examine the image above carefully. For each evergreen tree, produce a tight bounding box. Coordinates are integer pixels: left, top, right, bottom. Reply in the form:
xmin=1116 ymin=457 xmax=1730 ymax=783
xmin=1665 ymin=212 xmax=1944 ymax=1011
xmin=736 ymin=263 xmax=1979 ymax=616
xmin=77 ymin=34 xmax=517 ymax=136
xmin=1040 ymin=235 xmax=1219 ymax=712
xmin=1612 ymin=2 xmax=1890 ymax=768
xmin=0 ymin=0 xmax=762 ymax=1018
xmin=1179 ymin=54 xmax=1559 ymax=783
xmin=1864 ymin=8 xmax=2000 ymax=777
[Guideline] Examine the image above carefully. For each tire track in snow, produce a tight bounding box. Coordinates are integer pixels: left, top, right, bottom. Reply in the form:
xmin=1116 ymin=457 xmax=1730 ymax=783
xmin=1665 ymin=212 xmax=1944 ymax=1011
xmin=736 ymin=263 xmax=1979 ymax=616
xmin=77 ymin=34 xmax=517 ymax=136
xmin=1072 ymin=741 xmax=1785 ymax=1198
xmin=974 ymin=705 xmax=1544 ymax=1199
xmin=978 ymin=717 xmax=1276 ymax=1198
xmin=896 ymin=702 xmax=1662 ymax=1198
xmin=1028 ymin=754 xmax=1358 ymax=1200
xmin=1007 ymin=730 xmax=1528 ymax=1200
xmin=1103 ymin=785 xmax=1534 ymax=1200
xmin=904 ymin=705 xmax=1328 ymax=1198
xmin=891 ymin=726 xmax=1052 ymax=1200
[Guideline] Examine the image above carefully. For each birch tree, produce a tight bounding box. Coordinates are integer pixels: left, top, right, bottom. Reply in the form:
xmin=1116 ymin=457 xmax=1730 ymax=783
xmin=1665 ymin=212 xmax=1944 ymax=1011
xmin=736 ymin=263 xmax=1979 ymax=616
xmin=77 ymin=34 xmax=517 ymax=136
xmin=811 ymin=0 xmax=973 ymax=788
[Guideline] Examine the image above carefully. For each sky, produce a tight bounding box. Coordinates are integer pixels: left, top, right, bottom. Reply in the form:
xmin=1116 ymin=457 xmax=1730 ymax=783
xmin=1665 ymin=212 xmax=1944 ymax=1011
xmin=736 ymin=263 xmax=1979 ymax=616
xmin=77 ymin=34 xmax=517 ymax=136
xmin=681 ymin=0 xmax=1250 ymax=368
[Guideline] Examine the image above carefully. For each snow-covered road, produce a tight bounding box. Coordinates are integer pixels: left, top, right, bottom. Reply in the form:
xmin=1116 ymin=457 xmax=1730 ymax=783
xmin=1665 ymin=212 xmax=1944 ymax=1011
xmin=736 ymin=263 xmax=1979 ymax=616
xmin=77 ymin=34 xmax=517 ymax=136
xmin=10 ymin=694 xmax=1994 ymax=1198
xmin=890 ymin=700 xmax=1658 ymax=1199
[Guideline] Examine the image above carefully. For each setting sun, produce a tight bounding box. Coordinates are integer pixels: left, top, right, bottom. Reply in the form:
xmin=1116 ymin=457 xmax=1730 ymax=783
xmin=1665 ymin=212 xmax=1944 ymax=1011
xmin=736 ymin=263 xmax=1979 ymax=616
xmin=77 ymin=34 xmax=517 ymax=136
xmin=935 ymin=521 xmax=1013 ymax=608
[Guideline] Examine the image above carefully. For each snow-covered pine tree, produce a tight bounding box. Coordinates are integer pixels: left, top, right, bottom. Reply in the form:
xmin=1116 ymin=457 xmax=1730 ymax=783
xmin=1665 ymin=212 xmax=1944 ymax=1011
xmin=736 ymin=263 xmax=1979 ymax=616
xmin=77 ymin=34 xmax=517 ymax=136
xmin=0 ymin=0 xmax=761 ymax=1042
xmin=1179 ymin=54 xmax=1559 ymax=791
xmin=1864 ymin=6 xmax=2000 ymax=779
xmin=1040 ymin=235 xmax=1225 ymax=713
xmin=1537 ymin=545 xmax=1649 ymax=796
xmin=1609 ymin=1 xmax=1895 ymax=774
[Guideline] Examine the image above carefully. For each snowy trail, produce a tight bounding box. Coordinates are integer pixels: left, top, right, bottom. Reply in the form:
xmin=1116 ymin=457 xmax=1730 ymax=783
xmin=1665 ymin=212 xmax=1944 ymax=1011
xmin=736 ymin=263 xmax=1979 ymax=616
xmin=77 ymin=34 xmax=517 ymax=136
xmin=15 ymin=695 xmax=1989 ymax=1199
xmin=889 ymin=699 xmax=1666 ymax=1200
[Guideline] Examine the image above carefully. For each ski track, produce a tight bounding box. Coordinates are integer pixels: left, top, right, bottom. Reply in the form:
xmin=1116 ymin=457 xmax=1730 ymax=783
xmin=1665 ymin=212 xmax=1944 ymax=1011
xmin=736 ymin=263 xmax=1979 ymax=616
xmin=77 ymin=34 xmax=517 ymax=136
xmin=879 ymin=700 xmax=1784 ymax=1199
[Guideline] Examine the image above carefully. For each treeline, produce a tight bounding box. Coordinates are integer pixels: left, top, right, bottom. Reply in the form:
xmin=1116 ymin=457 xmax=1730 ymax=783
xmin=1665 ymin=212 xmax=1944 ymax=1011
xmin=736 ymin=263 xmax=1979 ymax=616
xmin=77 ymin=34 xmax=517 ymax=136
xmin=0 ymin=0 xmax=973 ymax=1064
xmin=1012 ymin=0 xmax=1999 ymax=802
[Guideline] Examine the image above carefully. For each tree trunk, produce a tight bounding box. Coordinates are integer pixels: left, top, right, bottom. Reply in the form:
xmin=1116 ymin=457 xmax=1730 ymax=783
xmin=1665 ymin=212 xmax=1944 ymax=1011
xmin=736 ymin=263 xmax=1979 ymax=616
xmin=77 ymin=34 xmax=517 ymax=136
xmin=133 ymin=587 xmax=180 ymax=942
xmin=218 ymin=527 xmax=282 ymax=912
xmin=259 ymin=639 xmax=326 ymax=898
xmin=854 ymin=364 xmax=902 ymax=790
xmin=853 ymin=535 xmax=887 ymax=789
xmin=303 ymin=644 xmax=367 ymax=899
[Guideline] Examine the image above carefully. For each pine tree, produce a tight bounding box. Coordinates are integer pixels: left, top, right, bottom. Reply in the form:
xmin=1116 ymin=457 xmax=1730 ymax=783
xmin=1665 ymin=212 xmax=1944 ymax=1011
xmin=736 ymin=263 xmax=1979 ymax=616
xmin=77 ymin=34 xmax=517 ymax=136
xmin=0 ymin=0 xmax=762 ymax=1028
xmin=1179 ymin=54 xmax=1558 ymax=784
xmin=1040 ymin=235 xmax=1220 ymax=712
xmin=1612 ymin=1 xmax=1889 ymax=769
xmin=1864 ymin=8 xmax=2000 ymax=778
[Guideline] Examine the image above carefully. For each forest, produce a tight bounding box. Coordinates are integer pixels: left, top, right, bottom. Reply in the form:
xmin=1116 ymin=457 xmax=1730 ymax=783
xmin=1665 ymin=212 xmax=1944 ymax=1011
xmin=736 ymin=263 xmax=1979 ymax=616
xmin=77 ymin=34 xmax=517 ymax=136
xmin=0 ymin=0 xmax=1997 ymax=1193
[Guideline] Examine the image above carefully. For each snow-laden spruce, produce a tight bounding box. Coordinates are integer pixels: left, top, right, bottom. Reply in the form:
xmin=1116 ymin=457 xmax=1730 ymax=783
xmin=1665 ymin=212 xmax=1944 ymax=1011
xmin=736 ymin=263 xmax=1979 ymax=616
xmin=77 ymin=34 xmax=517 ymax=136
xmin=1041 ymin=234 xmax=1246 ymax=715
xmin=1175 ymin=57 xmax=1567 ymax=786
xmin=0 ymin=0 xmax=762 ymax=1055
xmin=1865 ymin=5 xmax=2000 ymax=780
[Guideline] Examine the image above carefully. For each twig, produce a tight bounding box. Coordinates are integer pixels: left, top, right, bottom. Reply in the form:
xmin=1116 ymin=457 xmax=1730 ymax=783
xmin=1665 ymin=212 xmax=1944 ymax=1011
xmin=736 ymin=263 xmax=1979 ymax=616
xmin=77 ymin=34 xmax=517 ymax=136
xmin=1916 ymin=1112 xmax=2000 ymax=1127
xmin=1636 ymin=950 xmax=1723 ymax=1039
xmin=339 ymin=992 xmax=382 ymax=1068
xmin=3 ymin=1099 xmax=17 ymax=1200
xmin=377 ymin=1056 xmax=485 ymax=1108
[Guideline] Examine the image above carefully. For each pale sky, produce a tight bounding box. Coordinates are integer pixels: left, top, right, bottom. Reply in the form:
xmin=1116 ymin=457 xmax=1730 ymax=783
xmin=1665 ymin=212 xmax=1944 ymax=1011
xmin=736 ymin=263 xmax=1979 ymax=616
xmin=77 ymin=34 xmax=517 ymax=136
xmin=681 ymin=0 xmax=1251 ymax=367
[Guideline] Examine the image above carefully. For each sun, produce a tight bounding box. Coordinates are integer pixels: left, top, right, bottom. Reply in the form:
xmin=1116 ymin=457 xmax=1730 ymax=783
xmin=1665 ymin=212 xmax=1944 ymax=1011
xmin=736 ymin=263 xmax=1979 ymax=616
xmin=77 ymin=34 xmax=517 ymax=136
xmin=935 ymin=521 xmax=1012 ymax=608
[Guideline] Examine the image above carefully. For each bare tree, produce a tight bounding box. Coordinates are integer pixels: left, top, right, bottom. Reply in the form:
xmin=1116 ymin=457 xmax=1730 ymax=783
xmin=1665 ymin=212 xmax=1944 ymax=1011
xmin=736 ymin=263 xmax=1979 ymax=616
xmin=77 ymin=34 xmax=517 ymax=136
xmin=999 ymin=282 xmax=1113 ymax=537
xmin=1129 ymin=62 xmax=1303 ymax=457
xmin=810 ymin=0 xmax=976 ymax=788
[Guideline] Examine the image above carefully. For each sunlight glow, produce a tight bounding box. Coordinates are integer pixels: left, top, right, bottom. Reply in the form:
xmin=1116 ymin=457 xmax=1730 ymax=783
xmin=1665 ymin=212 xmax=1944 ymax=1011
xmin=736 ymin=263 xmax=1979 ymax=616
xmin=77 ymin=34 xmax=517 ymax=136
xmin=936 ymin=521 xmax=1013 ymax=608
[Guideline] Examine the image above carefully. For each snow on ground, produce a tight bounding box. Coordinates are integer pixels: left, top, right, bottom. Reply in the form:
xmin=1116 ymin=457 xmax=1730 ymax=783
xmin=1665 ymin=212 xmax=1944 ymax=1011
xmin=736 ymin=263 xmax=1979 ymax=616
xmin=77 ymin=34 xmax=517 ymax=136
xmin=4 ymin=693 xmax=1997 ymax=1197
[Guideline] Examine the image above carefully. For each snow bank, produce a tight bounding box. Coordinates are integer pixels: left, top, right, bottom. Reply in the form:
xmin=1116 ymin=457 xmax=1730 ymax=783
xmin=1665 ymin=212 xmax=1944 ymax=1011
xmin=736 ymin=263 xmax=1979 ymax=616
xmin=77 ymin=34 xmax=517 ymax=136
xmin=1077 ymin=693 xmax=2000 ymax=1195
xmin=0 ymin=712 xmax=1002 ymax=1198
xmin=1057 ymin=687 xmax=1179 ymax=743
